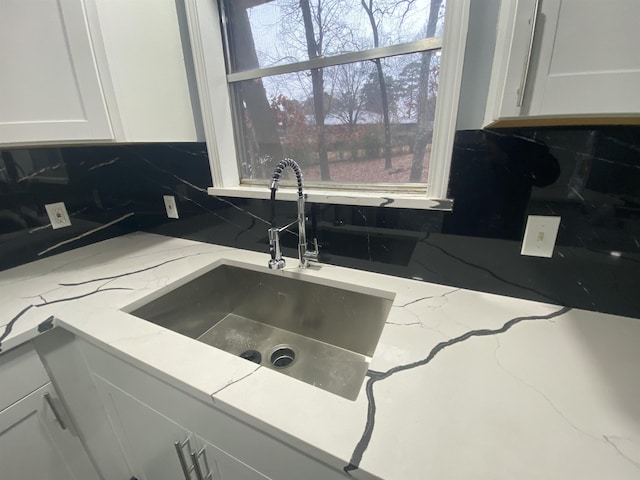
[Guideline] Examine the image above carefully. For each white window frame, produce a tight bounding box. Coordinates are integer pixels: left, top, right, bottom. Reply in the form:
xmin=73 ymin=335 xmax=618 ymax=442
xmin=183 ymin=0 xmax=470 ymax=210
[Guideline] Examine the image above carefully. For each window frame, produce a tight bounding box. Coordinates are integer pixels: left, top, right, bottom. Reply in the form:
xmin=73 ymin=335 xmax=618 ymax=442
xmin=183 ymin=0 xmax=470 ymax=210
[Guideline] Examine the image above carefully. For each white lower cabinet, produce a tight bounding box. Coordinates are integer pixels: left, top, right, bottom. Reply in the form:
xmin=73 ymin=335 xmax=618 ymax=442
xmin=95 ymin=375 xmax=268 ymax=480
xmin=0 ymin=383 xmax=99 ymax=480
xmin=0 ymin=343 xmax=100 ymax=480
xmin=199 ymin=440 xmax=271 ymax=480
xmin=79 ymin=340 xmax=346 ymax=480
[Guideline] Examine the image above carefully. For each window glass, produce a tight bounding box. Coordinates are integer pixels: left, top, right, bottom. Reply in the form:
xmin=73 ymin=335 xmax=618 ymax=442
xmin=225 ymin=0 xmax=446 ymax=71
xmin=221 ymin=0 xmax=446 ymax=188
xmin=233 ymin=52 xmax=440 ymax=183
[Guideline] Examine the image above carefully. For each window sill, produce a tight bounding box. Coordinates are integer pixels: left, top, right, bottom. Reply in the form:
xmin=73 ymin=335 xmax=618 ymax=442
xmin=207 ymin=186 xmax=453 ymax=211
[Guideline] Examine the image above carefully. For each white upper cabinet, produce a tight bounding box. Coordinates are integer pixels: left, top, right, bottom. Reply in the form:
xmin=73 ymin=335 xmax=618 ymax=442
xmin=88 ymin=0 xmax=204 ymax=142
xmin=0 ymin=0 xmax=203 ymax=146
xmin=0 ymin=0 xmax=113 ymax=145
xmin=484 ymin=0 xmax=640 ymax=126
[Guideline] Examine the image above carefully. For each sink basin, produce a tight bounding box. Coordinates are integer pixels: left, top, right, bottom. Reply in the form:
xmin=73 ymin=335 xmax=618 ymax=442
xmin=128 ymin=262 xmax=394 ymax=400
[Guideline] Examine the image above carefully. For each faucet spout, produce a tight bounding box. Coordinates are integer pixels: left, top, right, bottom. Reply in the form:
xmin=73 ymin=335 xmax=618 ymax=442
xmin=268 ymin=158 xmax=319 ymax=269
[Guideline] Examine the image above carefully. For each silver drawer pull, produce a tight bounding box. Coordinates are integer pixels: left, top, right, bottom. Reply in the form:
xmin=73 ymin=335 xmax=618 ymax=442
xmin=44 ymin=393 xmax=66 ymax=430
xmin=191 ymin=448 xmax=213 ymax=480
xmin=190 ymin=450 xmax=205 ymax=480
xmin=517 ymin=0 xmax=541 ymax=107
xmin=174 ymin=438 xmax=193 ymax=480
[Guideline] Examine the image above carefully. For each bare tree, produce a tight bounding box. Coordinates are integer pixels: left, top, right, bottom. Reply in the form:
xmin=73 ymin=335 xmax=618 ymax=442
xmin=235 ymin=0 xmax=440 ymax=183
xmin=332 ymin=61 xmax=372 ymax=128
xmin=298 ymin=0 xmax=329 ymax=179
xmin=409 ymin=0 xmax=443 ymax=182
xmin=361 ymin=0 xmax=394 ymax=169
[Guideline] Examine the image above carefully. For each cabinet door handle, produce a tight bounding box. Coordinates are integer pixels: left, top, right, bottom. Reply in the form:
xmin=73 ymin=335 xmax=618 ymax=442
xmin=190 ymin=448 xmax=213 ymax=480
xmin=44 ymin=393 xmax=67 ymax=430
xmin=174 ymin=438 xmax=193 ymax=480
xmin=516 ymin=0 xmax=541 ymax=107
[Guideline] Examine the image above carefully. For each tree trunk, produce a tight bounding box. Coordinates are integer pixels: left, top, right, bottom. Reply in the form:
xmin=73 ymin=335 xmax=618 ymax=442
xmin=362 ymin=0 xmax=392 ymax=169
xmin=375 ymin=59 xmax=393 ymax=168
xmin=409 ymin=49 xmax=435 ymax=182
xmin=300 ymin=0 xmax=331 ymax=180
xmin=409 ymin=0 xmax=442 ymax=182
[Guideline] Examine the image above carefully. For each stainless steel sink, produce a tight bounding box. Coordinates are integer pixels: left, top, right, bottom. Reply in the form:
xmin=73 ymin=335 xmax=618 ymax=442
xmin=128 ymin=262 xmax=394 ymax=400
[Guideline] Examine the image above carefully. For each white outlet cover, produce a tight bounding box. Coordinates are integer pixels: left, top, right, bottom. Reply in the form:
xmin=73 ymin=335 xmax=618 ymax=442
xmin=521 ymin=215 xmax=561 ymax=258
xmin=44 ymin=202 xmax=71 ymax=229
xmin=163 ymin=195 xmax=179 ymax=219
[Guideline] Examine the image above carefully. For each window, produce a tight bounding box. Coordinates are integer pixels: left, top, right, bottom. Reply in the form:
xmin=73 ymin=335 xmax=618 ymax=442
xmin=184 ymin=0 xmax=469 ymax=209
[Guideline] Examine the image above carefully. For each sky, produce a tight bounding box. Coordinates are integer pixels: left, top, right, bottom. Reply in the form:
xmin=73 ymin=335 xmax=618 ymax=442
xmin=240 ymin=0 xmax=446 ymax=69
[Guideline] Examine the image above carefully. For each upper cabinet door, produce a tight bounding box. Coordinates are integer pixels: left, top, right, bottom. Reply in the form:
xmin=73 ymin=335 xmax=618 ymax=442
xmin=484 ymin=0 xmax=640 ymax=126
xmin=0 ymin=0 xmax=113 ymax=145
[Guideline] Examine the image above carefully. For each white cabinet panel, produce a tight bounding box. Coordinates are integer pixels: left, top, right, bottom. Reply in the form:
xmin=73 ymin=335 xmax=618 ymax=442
xmin=80 ymin=340 xmax=345 ymax=480
xmin=0 ymin=0 xmax=202 ymax=146
xmin=201 ymin=439 xmax=270 ymax=480
xmin=0 ymin=342 xmax=49 ymax=412
xmin=0 ymin=0 xmax=113 ymax=144
xmin=95 ymin=374 xmax=192 ymax=480
xmin=33 ymin=328 xmax=134 ymax=480
xmin=485 ymin=0 xmax=640 ymax=126
xmin=0 ymin=383 xmax=100 ymax=480
xmin=533 ymin=0 xmax=640 ymax=116
xmin=94 ymin=374 xmax=268 ymax=480
xmin=89 ymin=0 xmax=203 ymax=142
xmin=545 ymin=1 xmax=639 ymax=74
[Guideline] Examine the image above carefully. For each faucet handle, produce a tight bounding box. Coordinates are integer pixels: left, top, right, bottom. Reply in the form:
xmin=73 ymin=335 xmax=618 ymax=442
xmin=303 ymin=238 xmax=320 ymax=262
xmin=268 ymin=227 xmax=286 ymax=269
xmin=278 ymin=219 xmax=298 ymax=233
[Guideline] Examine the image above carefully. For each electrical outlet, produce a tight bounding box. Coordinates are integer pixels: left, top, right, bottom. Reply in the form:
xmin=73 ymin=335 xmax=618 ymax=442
xmin=45 ymin=202 xmax=71 ymax=229
xmin=163 ymin=195 xmax=179 ymax=219
xmin=521 ymin=215 xmax=561 ymax=258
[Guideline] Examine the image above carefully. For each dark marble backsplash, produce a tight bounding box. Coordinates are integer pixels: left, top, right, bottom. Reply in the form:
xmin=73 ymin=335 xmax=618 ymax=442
xmin=1 ymin=126 xmax=638 ymax=318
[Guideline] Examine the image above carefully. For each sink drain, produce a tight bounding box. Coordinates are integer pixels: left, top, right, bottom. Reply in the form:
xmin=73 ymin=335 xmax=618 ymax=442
xmin=270 ymin=346 xmax=296 ymax=368
xmin=239 ymin=349 xmax=262 ymax=365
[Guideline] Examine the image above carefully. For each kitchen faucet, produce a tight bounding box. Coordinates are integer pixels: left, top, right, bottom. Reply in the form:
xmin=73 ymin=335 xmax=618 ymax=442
xmin=268 ymin=158 xmax=319 ymax=269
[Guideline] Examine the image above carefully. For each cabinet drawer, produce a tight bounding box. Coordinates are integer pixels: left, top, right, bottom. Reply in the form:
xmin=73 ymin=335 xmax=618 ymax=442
xmin=0 ymin=343 xmax=50 ymax=412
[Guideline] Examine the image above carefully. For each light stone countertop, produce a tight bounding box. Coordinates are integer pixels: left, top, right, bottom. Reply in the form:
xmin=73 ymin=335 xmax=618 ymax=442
xmin=1 ymin=232 xmax=639 ymax=479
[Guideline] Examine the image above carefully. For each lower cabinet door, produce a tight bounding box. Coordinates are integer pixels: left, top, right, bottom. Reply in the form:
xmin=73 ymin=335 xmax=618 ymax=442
xmin=0 ymin=383 xmax=100 ymax=480
xmin=95 ymin=374 xmax=270 ymax=480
